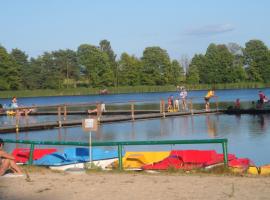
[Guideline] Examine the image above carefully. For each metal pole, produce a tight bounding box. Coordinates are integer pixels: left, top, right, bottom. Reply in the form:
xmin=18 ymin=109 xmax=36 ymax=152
xmin=89 ymin=131 xmax=92 ymax=168
xmin=28 ymin=143 xmax=35 ymax=165
xmin=222 ymin=141 xmax=228 ymax=167
xmin=118 ymin=144 xmax=123 ymax=170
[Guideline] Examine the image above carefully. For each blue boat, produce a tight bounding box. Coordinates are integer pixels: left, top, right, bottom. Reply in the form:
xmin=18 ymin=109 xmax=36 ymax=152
xmin=34 ymin=147 xmax=121 ymax=170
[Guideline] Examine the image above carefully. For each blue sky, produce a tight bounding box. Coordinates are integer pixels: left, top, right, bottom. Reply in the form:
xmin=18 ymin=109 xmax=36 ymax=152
xmin=0 ymin=0 xmax=269 ymax=60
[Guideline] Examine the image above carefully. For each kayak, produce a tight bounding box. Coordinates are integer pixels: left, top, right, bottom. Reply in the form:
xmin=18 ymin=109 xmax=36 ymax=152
xmin=12 ymin=148 xmax=57 ymax=163
xmin=111 ymin=151 xmax=170 ymax=170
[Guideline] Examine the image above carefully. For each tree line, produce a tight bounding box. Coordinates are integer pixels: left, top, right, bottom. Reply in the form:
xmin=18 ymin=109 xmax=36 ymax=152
xmin=0 ymin=39 xmax=270 ymax=90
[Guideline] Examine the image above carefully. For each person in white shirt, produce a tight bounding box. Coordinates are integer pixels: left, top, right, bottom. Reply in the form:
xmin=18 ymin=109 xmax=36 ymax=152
xmin=180 ymin=88 xmax=188 ymax=111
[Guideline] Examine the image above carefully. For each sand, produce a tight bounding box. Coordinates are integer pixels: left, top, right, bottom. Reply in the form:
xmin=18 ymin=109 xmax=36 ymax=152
xmin=0 ymin=171 xmax=270 ymax=200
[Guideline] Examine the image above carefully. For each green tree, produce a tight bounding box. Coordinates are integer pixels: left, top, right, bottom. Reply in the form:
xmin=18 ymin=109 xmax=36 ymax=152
xmin=118 ymin=53 xmax=142 ymax=86
xmin=186 ymin=64 xmax=200 ymax=84
xmin=204 ymin=44 xmax=234 ymax=83
xmin=244 ymin=40 xmax=270 ymax=82
xmin=77 ymin=44 xmax=113 ymax=87
xmin=99 ymin=40 xmax=118 ymax=86
xmin=10 ymin=48 xmax=29 ymax=89
xmin=52 ymin=49 xmax=79 ymax=88
xmin=169 ymin=60 xmax=185 ymax=85
xmin=141 ymin=47 xmax=171 ymax=85
xmin=0 ymin=46 xmax=20 ymax=90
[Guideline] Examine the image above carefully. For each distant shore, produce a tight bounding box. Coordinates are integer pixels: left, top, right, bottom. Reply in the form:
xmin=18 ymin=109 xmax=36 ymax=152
xmin=0 ymin=82 xmax=269 ymax=98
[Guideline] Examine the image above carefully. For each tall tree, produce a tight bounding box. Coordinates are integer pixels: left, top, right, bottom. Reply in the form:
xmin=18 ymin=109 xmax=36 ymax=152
xmin=0 ymin=46 xmax=20 ymax=90
xmin=244 ymin=40 xmax=270 ymax=82
xmin=186 ymin=55 xmax=201 ymax=84
xmin=77 ymin=44 xmax=113 ymax=87
xmin=52 ymin=49 xmax=79 ymax=88
xmin=99 ymin=40 xmax=118 ymax=86
xmin=10 ymin=48 xmax=29 ymax=89
xmin=204 ymin=44 xmax=234 ymax=83
xmin=169 ymin=60 xmax=185 ymax=85
xmin=118 ymin=53 xmax=141 ymax=86
xmin=141 ymin=47 xmax=171 ymax=85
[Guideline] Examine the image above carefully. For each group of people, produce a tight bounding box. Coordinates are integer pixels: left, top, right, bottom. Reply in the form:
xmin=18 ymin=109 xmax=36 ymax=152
xmin=0 ymin=97 xmax=34 ymax=116
xmin=167 ymin=87 xmax=216 ymax=112
xmin=167 ymin=87 xmax=188 ymax=112
xmin=234 ymin=91 xmax=269 ymax=109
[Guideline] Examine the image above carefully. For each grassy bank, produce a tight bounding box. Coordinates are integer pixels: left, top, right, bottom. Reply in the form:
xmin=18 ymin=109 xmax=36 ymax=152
xmin=0 ymin=82 xmax=269 ymax=98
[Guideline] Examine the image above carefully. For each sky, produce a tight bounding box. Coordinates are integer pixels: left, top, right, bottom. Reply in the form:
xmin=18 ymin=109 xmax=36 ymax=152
xmin=0 ymin=0 xmax=270 ymax=60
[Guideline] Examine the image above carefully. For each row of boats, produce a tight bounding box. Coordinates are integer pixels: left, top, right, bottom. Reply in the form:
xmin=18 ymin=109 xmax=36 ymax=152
xmin=12 ymin=147 xmax=270 ymax=175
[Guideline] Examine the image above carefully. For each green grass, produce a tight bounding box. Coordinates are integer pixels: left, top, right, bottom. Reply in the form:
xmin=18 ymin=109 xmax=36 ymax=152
xmin=0 ymin=82 xmax=269 ymax=98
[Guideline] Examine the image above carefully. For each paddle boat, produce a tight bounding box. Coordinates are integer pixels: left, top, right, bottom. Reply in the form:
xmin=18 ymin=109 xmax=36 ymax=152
xmin=34 ymin=147 xmax=120 ymax=170
xmin=142 ymin=150 xmax=237 ymax=170
xmin=12 ymin=148 xmax=57 ymax=163
xmin=110 ymin=151 xmax=170 ymax=170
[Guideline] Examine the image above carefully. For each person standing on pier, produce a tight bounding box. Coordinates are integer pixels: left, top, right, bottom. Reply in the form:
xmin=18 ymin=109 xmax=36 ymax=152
xmin=180 ymin=87 xmax=188 ymax=111
xmin=204 ymin=89 xmax=215 ymax=111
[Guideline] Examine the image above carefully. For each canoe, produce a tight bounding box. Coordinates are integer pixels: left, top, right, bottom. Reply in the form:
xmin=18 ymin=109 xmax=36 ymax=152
xmin=34 ymin=147 xmax=120 ymax=170
xmin=111 ymin=151 xmax=170 ymax=170
xmin=12 ymin=148 xmax=57 ymax=163
xmin=142 ymin=150 xmax=236 ymax=170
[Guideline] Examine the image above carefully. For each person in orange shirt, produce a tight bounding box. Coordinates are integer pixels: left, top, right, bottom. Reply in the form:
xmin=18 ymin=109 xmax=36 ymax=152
xmin=204 ymin=89 xmax=215 ymax=111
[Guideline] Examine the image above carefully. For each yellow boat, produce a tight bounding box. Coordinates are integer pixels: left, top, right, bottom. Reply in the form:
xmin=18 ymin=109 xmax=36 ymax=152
xmin=247 ymin=166 xmax=260 ymax=175
xmin=260 ymin=164 xmax=270 ymax=175
xmin=111 ymin=151 xmax=170 ymax=170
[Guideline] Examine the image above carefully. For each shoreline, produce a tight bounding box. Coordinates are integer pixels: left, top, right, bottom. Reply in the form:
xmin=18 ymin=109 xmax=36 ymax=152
xmin=1 ymin=170 xmax=270 ymax=200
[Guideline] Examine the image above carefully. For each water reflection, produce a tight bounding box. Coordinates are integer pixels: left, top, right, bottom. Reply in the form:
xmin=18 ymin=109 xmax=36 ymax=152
xmin=205 ymin=114 xmax=217 ymax=138
xmin=2 ymin=113 xmax=270 ymax=165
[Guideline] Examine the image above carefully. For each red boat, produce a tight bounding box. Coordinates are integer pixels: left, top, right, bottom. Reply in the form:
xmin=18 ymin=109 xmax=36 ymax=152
xmin=12 ymin=148 xmax=57 ymax=163
xmin=142 ymin=150 xmax=237 ymax=170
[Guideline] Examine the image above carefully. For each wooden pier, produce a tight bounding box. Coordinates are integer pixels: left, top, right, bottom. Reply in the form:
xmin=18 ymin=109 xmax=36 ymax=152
xmin=0 ymin=109 xmax=224 ymax=133
xmin=0 ymin=98 xmax=225 ymax=134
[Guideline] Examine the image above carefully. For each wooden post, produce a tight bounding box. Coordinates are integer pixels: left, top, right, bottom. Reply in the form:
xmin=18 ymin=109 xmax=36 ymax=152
xmin=15 ymin=116 xmax=19 ymax=134
xmin=161 ymin=99 xmax=165 ymax=118
xmin=58 ymin=106 xmax=62 ymax=128
xmin=131 ymin=103 xmax=135 ymax=121
xmin=64 ymin=105 xmax=67 ymax=121
xmin=97 ymin=103 xmax=101 ymax=123
xmin=160 ymin=100 xmax=162 ymax=114
xmin=189 ymin=99 xmax=194 ymax=115
xmin=215 ymin=96 xmax=219 ymax=112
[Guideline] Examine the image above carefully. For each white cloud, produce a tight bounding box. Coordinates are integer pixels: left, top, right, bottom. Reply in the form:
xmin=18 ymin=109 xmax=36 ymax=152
xmin=186 ymin=24 xmax=235 ymax=36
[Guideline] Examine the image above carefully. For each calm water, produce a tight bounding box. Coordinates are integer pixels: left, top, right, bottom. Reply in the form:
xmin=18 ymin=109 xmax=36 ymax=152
xmin=1 ymin=113 xmax=270 ymax=166
xmin=1 ymin=88 xmax=270 ymax=165
xmin=1 ymin=88 xmax=270 ymax=106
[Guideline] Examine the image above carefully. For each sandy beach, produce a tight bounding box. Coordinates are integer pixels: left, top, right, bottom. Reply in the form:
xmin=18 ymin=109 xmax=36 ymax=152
xmin=0 ymin=170 xmax=270 ymax=200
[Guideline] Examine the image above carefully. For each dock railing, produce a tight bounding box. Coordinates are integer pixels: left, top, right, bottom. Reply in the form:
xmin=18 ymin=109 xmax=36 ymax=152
xmin=3 ymin=138 xmax=228 ymax=169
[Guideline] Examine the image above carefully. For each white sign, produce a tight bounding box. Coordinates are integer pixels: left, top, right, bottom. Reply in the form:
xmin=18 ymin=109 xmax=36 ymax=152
xmin=82 ymin=117 xmax=98 ymax=132
xmin=84 ymin=118 xmax=94 ymax=129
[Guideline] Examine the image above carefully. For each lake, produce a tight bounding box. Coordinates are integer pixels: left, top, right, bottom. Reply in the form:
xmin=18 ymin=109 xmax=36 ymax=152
xmin=1 ymin=88 xmax=270 ymax=166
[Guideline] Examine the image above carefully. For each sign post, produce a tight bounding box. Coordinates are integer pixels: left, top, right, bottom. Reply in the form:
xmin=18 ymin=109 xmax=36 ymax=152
xmin=82 ymin=117 xmax=98 ymax=168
